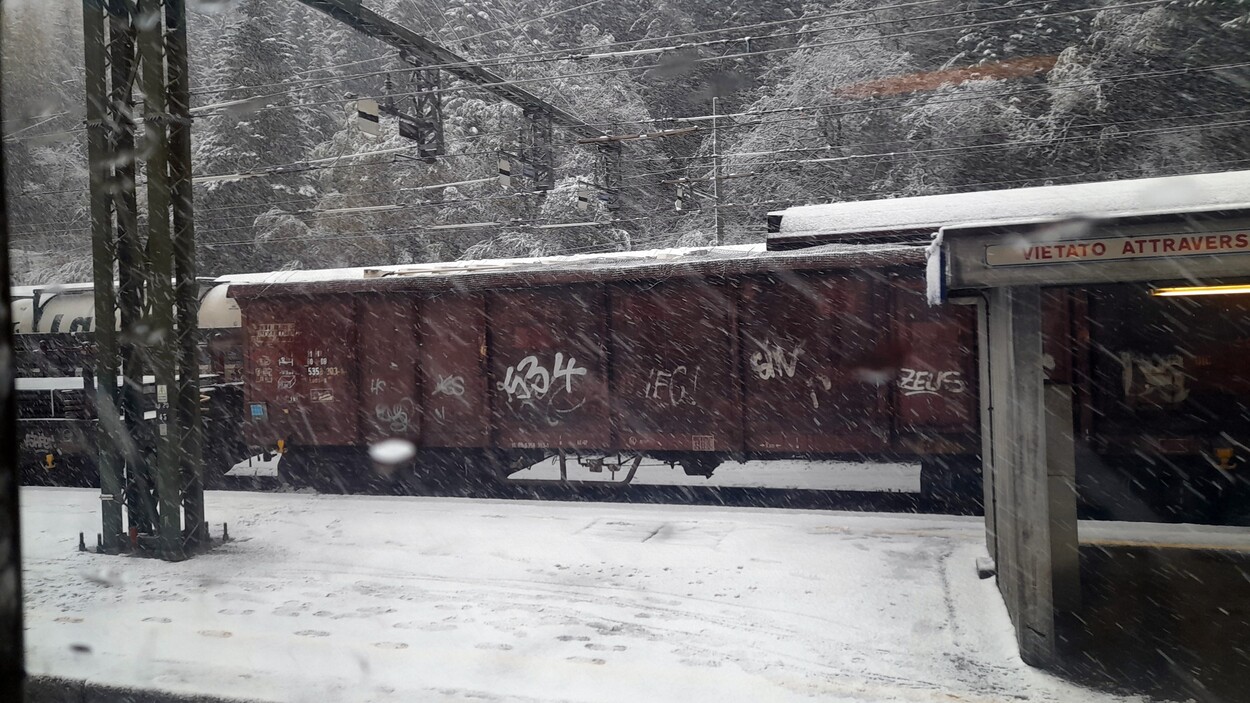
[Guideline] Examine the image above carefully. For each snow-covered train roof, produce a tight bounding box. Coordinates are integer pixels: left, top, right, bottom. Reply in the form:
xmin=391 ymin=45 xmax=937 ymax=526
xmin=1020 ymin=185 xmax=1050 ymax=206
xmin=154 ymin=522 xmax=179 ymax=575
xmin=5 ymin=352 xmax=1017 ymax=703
xmin=226 ymin=241 xmax=923 ymax=299
xmin=12 ymin=242 xmax=924 ymax=313
xmin=767 ymin=170 xmax=1250 ymax=249
xmin=216 ymin=244 xmax=764 ymax=286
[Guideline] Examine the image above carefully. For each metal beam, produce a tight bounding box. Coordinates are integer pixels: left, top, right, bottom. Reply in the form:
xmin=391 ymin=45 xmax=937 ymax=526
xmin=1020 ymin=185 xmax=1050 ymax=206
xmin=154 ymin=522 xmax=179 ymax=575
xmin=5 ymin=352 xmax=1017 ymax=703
xmin=107 ymin=0 xmax=153 ymax=537
xmin=83 ymin=0 xmax=125 ymax=554
xmin=165 ymin=0 xmax=206 ymax=550
xmin=293 ymin=0 xmax=615 ymax=144
xmin=137 ymin=0 xmax=184 ymax=561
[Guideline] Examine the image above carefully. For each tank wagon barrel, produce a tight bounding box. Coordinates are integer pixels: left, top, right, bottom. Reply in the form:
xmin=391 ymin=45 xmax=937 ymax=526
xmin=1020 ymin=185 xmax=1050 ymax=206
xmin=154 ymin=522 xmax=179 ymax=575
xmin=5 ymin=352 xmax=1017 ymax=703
xmin=10 ymin=279 xmax=248 ymax=486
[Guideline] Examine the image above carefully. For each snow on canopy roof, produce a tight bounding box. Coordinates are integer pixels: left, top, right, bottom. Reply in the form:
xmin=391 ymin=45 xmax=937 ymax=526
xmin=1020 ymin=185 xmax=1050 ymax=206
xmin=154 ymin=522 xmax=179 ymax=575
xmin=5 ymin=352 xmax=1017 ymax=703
xmin=769 ymin=170 xmax=1250 ymax=243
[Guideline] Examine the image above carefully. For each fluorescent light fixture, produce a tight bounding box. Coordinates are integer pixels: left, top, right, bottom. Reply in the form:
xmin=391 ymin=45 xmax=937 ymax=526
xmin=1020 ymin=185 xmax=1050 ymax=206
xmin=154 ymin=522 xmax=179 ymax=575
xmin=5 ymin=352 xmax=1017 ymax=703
xmin=1151 ymin=284 xmax=1250 ymax=297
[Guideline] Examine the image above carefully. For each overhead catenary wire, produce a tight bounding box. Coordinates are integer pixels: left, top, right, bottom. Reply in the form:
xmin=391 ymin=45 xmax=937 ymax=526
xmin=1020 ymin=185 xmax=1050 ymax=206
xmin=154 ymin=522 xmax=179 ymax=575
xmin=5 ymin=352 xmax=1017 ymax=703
xmin=613 ymin=107 xmax=1250 ymax=182
xmin=26 ymin=152 xmax=1250 ymax=261
xmin=13 ymin=104 xmax=1250 ymax=234
xmin=192 ymin=0 xmax=956 ymax=96
xmin=645 ymin=116 xmax=1250 ymax=185
xmin=184 ymin=0 xmax=1169 ymax=120
xmin=453 ymin=0 xmax=613 ymax=43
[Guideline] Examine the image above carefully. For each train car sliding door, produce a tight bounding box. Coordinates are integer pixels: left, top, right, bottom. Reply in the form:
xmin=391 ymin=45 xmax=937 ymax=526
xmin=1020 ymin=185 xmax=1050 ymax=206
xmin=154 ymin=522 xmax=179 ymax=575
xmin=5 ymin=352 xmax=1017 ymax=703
xmin=891 ymin=281 xmax=979 ymax=452
xmin=610 ymin=278 xmax=740 ymax=454
xmin=357 ymin=295 xmax=420 ymax=445
xmin=740 ymin=271 xmax=889 ymax=454
xmin=895 ymin=281 xmax=980 ymax=445
xmin=418 ymin=294 xmax=490 ymax=448
xmin=489 ymin=286 xmax=610 ymax=449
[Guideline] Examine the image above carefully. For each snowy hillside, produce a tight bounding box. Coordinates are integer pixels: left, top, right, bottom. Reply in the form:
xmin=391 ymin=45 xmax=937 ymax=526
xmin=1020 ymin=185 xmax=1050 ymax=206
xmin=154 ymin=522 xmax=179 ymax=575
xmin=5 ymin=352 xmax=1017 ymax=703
xmin=4 ymin=1 xmax=1250 ymax=282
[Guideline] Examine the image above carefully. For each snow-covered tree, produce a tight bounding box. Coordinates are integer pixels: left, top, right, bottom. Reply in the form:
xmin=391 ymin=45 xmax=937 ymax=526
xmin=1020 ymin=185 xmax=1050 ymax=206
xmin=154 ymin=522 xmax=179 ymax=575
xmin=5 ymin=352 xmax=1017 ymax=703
xmin=193 ymin=0 xmax=322 ymax=274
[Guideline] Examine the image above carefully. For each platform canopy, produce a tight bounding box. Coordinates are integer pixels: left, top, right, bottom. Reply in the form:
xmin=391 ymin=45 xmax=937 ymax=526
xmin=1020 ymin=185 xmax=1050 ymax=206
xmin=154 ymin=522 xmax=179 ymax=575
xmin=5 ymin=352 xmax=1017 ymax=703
xmin=767 ymin=170 xmax=1250 ymax=250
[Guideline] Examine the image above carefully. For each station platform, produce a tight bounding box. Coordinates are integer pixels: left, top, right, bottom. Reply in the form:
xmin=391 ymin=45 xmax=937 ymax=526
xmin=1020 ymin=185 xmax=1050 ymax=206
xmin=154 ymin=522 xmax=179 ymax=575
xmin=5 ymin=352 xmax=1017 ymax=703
xmin=19 ymin=488 xmax=1249 ymax=702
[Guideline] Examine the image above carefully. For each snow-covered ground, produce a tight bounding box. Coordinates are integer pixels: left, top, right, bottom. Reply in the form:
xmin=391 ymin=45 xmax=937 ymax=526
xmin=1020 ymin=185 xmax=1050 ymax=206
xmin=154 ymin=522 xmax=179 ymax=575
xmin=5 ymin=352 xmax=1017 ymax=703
xmin=21 ymin=487 xmax=1161 ymax=703
xmin=227 ymin=454 xmax=922 ymax=492
xmin=511 ymin=457 xmax=922 ymax=492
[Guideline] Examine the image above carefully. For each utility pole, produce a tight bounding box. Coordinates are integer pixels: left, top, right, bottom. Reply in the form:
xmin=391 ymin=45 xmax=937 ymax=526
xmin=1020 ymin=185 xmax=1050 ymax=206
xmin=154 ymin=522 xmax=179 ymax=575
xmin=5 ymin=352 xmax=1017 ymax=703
xmin=712 ymin=97 xmax=723 ymax=246
xmin=82 ymin=0 xmax=204 ymax=561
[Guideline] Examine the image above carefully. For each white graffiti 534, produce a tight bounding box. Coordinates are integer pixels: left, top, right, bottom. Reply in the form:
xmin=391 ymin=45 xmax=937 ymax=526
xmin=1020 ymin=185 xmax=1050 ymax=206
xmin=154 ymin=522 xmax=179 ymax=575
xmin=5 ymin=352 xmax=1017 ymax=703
xmin=497 ymin=353 xmax=586 ymax=400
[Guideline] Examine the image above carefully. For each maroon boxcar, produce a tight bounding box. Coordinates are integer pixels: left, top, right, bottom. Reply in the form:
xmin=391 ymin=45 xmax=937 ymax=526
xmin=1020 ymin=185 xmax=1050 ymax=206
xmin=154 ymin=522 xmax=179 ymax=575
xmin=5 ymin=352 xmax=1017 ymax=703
xmin=229 ymin=244 xmax=981 ymax=496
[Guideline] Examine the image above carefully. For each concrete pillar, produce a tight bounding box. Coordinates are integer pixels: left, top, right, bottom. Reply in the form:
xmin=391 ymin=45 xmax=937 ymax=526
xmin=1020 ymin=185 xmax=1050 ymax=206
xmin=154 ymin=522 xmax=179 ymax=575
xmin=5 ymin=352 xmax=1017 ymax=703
xmin=976 ymin=298 xmax=995 ymax=562
xmin=985 ymin=286 xmax=1079 ymax=667
xmin=1045 ymin=384 xmax=1080 ymax=613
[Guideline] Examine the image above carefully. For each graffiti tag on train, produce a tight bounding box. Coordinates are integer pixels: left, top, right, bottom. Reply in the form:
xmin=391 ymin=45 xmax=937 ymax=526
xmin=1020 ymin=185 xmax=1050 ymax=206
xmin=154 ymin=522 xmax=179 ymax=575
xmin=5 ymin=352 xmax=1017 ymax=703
xmin=23 ymin=433 xmax=55 ymax=452
xmin=433 ymin=374 xmax=466 ymax=397
xmin=808 ymin=373 xmax=833 ymax=410
xmin=642 ymin=365 xmax=700 ymax=406
xmin=897 ymin=368 xmax=968 ymax=397
xmin=749 ymin=339 xmax=803 ymax=380
xmin=1118 ymin=352 xmax=1189 ymax=404
xmin=498 ymin=354 xmax=586 ymax=400
xmin=376 ymin=399 xmax=416 ymax=434
xmin=498 ymin=353 xmax=588 ymax=425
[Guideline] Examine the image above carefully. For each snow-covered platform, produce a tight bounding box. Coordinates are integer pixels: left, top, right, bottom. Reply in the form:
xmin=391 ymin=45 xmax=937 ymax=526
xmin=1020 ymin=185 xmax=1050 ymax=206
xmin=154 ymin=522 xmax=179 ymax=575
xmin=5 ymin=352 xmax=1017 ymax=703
xmin=22 ymin=488 xmax=1238 ymax=703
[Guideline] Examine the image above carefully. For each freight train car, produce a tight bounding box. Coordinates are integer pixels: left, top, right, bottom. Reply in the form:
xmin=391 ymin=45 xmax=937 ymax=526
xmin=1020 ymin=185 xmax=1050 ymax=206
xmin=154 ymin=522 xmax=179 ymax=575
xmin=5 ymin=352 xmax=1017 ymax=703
xmin=229 ymin=243 xmax=984 ymax=500
xmin=767 ymin=174 xmax=1250 ymax=525
xmin=229 ymin=240 xmax=1249 ymax=524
